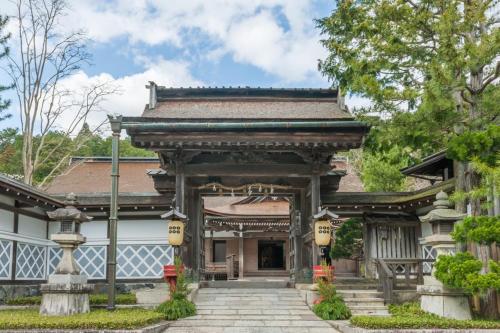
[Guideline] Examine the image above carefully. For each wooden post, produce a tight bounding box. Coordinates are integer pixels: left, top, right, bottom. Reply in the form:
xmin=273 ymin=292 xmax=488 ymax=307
xmin=107 ymin=115 xmax=121 ymax=311
xmin=311 ymin=174 xmax=320 ymax=266
xmin=238 ymin=235 xmax=244 ymax=279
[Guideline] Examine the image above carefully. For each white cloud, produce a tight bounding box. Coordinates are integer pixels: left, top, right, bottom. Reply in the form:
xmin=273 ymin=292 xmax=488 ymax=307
xmin=54 ymin=58 xmax=203 ymax=131
xmin=62 ymin=0 xmax=328 ymax=83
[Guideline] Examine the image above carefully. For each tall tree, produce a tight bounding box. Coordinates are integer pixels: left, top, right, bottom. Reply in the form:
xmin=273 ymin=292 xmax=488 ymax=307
xmin=318 ymin=0 xmax=499 ymax=317
xmin=5 ymin=0 xmax=117 ymax=185
xmin=0 ymin=14 xmax=12 ymax=121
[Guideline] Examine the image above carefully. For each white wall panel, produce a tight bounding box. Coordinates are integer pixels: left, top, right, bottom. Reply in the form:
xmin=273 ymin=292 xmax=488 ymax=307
xmin=18 ymin=215 xmax=46 ymax=239
xmin=81 ymin=220 xmax=107 ymax=239
xmin=0 ymin=194 xmax=14 ymax=205
xmin=117 ymin=219 xmax=167 ymax=240
xmin=0 ymin=209 xmax=14 ymax=232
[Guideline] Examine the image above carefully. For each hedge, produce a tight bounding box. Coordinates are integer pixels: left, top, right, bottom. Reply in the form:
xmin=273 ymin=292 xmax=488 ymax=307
xmin=5 ymin=293 xmax=137 ymax=306
xmin=0 ymin=309 xmax=163 ymax=329
xmin=350 ymin=302 xmax=500 ymax=330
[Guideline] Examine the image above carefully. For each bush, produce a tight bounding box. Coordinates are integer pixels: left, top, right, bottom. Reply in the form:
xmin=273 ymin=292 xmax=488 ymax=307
xmin=312 ymin=265 xmax=351 ymax=320
xmin=155 ymin=256 xmax=196 ymax=320
xmin=5 ymin=293 xmax=137 ymax=306
xmin=0 ymin=309 xmax=163 ymax=329
xmin=312 ymin=296 xmax=351 ymax=320
xmin=156 ymin=298 xmax=196 ymax=320
xmin=351 ymin=302 xmax=500 ymax=329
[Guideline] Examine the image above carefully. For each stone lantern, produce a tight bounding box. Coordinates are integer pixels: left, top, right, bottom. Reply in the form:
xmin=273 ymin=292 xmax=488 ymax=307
xmin=417 ymin=191 xmax=471 ymax=319
xmin=40 ymin=193 xmax=94 ymax=316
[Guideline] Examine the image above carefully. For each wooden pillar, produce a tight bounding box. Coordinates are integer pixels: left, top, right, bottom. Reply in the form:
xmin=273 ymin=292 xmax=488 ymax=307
xmin=175 ymin=161 xmax=185 ymax=213
xmin=189 ymin=189 xmax=201 ymax=280
xmin=293 ymin=193 xmax=303 ymax=281
xmin=238 ymin=235 xmax=244 ymax=279
xmin=311 ymin=174 xmax=320 ymax=266
xmin=10 ymin=201 xmax=19 ymax=281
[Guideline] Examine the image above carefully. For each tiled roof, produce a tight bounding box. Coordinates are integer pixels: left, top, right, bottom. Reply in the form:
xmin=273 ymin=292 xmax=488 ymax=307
xmin=142 ymin=86 xmax=352 ymax=120
xmin=45 ymin=158 xmax=159 ymax=195
xmin=204 ymin=196 xmax=289 ymax=216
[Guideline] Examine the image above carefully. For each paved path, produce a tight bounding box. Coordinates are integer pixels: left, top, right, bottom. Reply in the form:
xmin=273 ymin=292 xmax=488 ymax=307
xmin=164 ymin=288 xmax=340 ymax=333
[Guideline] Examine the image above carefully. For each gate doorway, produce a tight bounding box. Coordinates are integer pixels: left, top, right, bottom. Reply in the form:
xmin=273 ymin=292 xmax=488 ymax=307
xmin=258 ymin=240 xmax=285 ymax=270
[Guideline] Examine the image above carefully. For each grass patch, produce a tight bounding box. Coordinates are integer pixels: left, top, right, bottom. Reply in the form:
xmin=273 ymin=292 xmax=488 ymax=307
xmin=0 ymin=308 xmax=163 ymax=329
xmin=350 ymin=302 xmax=500 ymax=329
xmin=156 ymin=299 xmax=196 ymax=321
xmin=5 ymin=293 xmax=137 ymax=306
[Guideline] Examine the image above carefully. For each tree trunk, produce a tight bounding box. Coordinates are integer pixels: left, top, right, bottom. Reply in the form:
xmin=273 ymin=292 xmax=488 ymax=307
xmin=22 ymin=130 xmax=33 ymax=185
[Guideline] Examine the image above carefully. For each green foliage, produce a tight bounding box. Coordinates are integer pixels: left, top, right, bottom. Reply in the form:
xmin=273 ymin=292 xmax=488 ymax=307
xmin=155 ymin=299 xmax=196 ymax=321
xmin=0 ymin=309 xmax=163 ymax=329
xmin=312 ymin=296 xmax=351 ymax=320
xmin=330 ymin=218 xmax=363 ymax=260
xmin=361 ymin=150 xmax=407 ymax=192
xmin=388 ymin=302 xmax=427 ymax=317
xmin=155 ymin=256 xmax=196 ymax=320
xmin=0 ymin=14 xmax=11 ymax=120
xmin=452 ymin=216 xmax=500 ymax=245
xmin=312 ymin=265 xmax=351 ymax=320
xmin=5 ymin=293 xmax=137 ymax=306
xmin=434 ymin=252 xmax=483 ymax=290
xmin=351 ymin=302 xmax=500 ymax=329
xmin=447 ymin=125 xmax=500 ymax=167
xmin=351 ymin=314 xmax=500 ymax=329
xmin=0 ymin=126 xmax=155 ymax=185
xmin=434 ymin=252 xmax=500 ymax=294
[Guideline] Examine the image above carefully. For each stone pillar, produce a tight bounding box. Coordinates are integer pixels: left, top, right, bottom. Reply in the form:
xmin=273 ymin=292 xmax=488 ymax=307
xmin=239 ymin=235 xmax=244 ymax=279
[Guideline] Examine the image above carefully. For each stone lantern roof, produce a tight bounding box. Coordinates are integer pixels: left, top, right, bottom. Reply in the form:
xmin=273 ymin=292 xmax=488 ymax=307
xmin=419 ymin=191 xmax=466 ymax=223
xmin=47 ymin=193 xmax=92 ymax=222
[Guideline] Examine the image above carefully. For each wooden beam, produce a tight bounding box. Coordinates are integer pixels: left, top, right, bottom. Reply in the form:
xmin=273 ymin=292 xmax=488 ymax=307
xmin=183 ymin=163 xmax=331 ymax=177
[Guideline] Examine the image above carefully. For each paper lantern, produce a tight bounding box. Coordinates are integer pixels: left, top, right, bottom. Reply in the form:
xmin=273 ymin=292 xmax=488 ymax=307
xmin=315 ymin=220 xmax=331 ymax=246
xmin=168 ymin=219 xmax=185 ymax=246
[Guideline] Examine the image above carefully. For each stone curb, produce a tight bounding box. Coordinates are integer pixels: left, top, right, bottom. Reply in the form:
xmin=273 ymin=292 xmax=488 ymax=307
xmin=0 ymin=321 xmax=171 ymax=333
xmin=327 ymin=320 xmax=500 ymax=333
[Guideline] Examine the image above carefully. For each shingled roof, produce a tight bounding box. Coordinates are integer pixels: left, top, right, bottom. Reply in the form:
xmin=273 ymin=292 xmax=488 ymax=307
xmin=141 ymin=85 xmax=352 ymax=120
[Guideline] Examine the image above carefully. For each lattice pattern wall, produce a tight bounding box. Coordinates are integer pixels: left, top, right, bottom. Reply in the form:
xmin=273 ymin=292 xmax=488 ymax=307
xmin=117 ymin=244 xmax=173 ymax=279
xmin=0 ymin=240 xmax=12 ymax=279
xmin=48 ymin=246 xmax=107 ymax=279
xmin=16 ymin=242 xmax=46 ymax=280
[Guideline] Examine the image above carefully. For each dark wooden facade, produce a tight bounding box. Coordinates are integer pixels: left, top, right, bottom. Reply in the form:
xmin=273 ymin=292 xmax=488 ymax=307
xmin=120 ymin=85 xmax=369 ymax=281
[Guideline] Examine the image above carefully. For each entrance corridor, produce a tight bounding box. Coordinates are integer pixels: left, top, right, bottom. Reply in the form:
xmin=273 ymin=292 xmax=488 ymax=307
xmin=164 ymin=288 xmax=340 ymax=333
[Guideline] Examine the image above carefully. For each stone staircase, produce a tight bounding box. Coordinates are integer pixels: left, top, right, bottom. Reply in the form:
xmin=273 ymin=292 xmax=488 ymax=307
xmin=165 ymin=287 xmax=339 ymax=332
xmin=335 ymin=277 xmax=390 ymax=316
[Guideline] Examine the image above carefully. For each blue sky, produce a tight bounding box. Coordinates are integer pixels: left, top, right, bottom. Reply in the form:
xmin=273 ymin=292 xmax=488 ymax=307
xmin=1 ymin=0 xmax=367 ymax=130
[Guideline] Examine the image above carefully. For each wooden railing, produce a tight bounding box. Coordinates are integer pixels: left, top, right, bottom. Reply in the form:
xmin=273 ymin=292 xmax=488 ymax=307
xmin=375 ymin=258 xmax=434 ymax=304
xmin=201 ymin=255 xmax=239 ymax=281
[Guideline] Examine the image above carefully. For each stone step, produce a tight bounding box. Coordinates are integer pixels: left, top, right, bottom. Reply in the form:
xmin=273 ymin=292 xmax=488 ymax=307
xmin=186 ymin=314 xmax=320 ymax=320
xmin=200 ymin=280 xmax=291 ymax=289
xmin=168 ymin=319 xmax=332 ymax=328
xmin=343 ymin=297 xmax=385 ymax=307
xmin=335 ymin=284 xmax=379 ymax=290
xmin=336 ymin=290 xmax=383 ymax=298
xmin=198 ymin=288 xmax=299 ymax=293
xmin=196 ymin=305 xmax=310 ymax=310
xmin=349 ymin=305 xmax=390 ymax=316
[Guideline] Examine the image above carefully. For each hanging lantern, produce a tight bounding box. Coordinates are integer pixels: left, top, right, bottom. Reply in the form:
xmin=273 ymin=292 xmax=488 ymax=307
xmin=314 ymin=219 xmax=331 ymax=246
xmin=168 ymin=219 xmax=185 ymax=246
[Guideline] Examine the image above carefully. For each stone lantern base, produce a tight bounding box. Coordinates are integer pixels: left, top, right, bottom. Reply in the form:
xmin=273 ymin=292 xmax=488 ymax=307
xmin=40 ymin=274 xmax=94 ymax=316
xmin=417 ymin=276 xmax=471 ymax=320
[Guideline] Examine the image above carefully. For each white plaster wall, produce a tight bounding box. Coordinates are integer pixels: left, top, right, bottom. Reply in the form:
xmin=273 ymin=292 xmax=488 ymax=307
xmin=421 ymin=221 xmax=433 ymax=238
xmin=0 ymin=208 xmax=14 ymax=232
xmin=48 ymin=221 xmax=60 ymax=237
xmin=18 ymin=215 xmax=46 ymax=239
xmin=81 ymin=220 xmax=107 ymax=240
xmin=0 ymin=194 xmax=14 ymax=205
xmin=117 ymin=219 xmax=167 ymax=241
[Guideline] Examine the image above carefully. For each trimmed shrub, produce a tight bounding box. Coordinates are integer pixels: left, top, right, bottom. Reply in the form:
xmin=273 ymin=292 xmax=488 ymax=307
xmin=0 ymin=309 xmax=163 ymax=329
xmin=155 ymin=298 xmax=196 ymax=321
xmin=5 ymin=293 xmax=137 ymax=306
xmin=350 ymin=302 xmax=500 ymax=329
xmin=312 ymin=295 xmax=351 ymax=320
